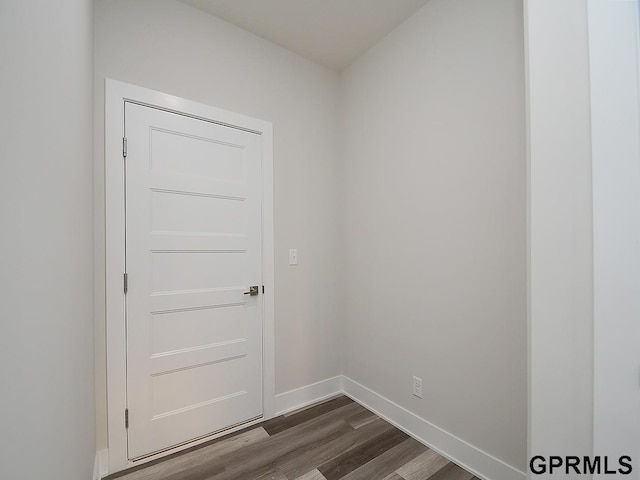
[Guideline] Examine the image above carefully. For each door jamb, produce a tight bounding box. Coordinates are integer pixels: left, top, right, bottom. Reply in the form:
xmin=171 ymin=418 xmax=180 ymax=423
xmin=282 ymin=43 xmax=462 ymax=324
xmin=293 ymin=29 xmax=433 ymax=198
xmin=105 ymin=78 xmax=275 ymax=474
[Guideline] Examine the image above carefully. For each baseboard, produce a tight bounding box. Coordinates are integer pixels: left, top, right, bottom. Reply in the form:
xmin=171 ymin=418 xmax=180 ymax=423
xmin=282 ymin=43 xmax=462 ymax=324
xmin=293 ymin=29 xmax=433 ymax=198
xmin=274 ymin=375 xmax=343 ymax=415
xmin=341 ymin=376 xmax=526 ymax=480
xmin=93 ymin=449 xmax=109 ymax=479
xmin=93 ymin=452 xmax=99 ymax=480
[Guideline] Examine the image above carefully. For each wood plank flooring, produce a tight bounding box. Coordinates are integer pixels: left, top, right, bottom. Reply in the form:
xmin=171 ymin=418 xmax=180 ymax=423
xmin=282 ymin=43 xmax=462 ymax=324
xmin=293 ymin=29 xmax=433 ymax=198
xmin=105 ymin=396 xmax=479 ymax=480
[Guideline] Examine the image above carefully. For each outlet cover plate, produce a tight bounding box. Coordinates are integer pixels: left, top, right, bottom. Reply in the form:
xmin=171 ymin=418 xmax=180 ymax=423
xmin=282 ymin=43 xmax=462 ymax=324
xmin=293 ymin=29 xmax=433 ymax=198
xmin=412 ymin=376 xmax=423 ymax=398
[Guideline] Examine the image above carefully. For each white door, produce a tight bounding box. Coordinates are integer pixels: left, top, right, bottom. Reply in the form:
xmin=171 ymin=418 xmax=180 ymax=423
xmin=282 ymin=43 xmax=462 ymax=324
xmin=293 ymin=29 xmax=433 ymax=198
xmin=124 ymin=102 xmax=263 ymax=460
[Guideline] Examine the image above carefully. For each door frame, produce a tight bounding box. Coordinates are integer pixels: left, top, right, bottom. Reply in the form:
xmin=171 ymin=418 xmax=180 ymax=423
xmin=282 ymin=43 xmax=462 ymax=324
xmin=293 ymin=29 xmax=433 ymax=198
xmin=588 ymin=0 xmax=640 ymax=462
xmin=105 ymin=78 xmax=275 ymax=474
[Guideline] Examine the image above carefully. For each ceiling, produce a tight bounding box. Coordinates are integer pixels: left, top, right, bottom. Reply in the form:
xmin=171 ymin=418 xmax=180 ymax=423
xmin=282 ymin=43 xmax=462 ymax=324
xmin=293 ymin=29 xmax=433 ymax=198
xmin=178 ymin=0 xmax=430 ymax=72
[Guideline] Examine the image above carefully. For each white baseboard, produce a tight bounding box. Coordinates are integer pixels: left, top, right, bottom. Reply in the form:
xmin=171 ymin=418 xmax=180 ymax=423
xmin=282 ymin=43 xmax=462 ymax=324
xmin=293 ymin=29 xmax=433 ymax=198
xmin=341 ymin=376 xmax=526 ymax=480
xmin=93 ymin=449 xmax=108 ymax=479
xmin=274 ymin=375 xmax=343 ymax=415
xmin=93 ymin=452 xmax=99 ymax=480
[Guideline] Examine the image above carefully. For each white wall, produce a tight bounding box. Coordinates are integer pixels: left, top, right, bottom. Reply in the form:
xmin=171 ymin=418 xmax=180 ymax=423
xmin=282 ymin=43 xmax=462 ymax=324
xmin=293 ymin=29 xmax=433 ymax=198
xmin=94 ymin=0 xmax=343 ymax=451
xmin=341 ymin=0 xmax=527 ymax=472
xmin=0 ymin=1 xmax=95 ymax=479
xmin=525 ymin=0 xmax=594 ymax=473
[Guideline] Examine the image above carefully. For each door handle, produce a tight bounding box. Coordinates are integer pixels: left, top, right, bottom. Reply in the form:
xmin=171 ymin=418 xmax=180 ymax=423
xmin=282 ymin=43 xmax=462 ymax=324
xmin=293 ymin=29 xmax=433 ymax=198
xmin=244 ymin=285 xmax=259 ymax=296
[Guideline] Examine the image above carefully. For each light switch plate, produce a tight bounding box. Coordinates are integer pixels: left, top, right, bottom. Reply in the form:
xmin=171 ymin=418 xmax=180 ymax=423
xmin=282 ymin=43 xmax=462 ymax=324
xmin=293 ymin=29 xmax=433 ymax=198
xmin=289 ymin=249 xmax=298 ymax=266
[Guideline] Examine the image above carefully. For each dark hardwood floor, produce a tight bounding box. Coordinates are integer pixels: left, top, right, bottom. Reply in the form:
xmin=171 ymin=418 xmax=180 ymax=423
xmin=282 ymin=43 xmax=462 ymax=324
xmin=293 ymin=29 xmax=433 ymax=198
xmin=105 ymin=396 xmax=479 ymax=480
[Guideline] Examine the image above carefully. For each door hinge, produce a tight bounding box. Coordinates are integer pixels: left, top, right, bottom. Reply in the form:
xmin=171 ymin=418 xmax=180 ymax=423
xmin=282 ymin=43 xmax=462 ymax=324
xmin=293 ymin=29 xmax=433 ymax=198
xmin=124 ymin=273 xmax=128 ymax=294
xmin=123 ymin=137 xmax=128 ymax=158
xmin=262 ymin=285 xmax=265 ymax=294
xmin=125 ymin=408 xmax=129 ymax=429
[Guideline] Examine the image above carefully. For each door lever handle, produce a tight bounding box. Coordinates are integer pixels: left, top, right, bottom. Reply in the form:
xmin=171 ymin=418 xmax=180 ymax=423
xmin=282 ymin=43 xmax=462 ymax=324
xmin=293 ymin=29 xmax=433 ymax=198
xmin=244 ymin=286 xmax=259 ymax=296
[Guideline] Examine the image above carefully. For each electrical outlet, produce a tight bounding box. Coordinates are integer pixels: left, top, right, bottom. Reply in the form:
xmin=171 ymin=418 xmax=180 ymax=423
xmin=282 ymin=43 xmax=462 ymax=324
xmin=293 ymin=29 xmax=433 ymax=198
xmin=412 ymin=376 xmax=423 ymax=398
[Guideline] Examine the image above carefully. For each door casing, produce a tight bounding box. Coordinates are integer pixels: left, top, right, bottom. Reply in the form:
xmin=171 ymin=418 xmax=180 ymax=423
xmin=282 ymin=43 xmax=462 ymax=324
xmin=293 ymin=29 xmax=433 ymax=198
xmin=105 ymin=78 xmax=275 ymax=474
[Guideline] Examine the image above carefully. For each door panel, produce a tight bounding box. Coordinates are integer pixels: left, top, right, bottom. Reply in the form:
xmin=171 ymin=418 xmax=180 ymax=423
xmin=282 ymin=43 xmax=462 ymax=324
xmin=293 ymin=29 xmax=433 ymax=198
xmin=150 ymin=190 xmax=246 ymax=234
xmin=125 ymin=102 xmax=263 ymax=460
xmin=150 ymin=252 xmax=245 ymax=292
xmin=149 ymin=128 xmax=246 ymax=183
xmin=150 ymin=306 xmax=245 ymax=354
